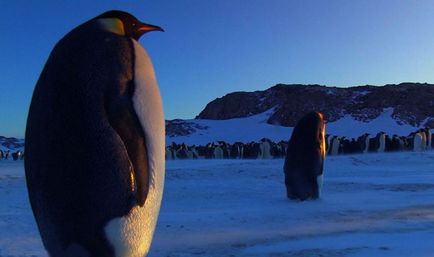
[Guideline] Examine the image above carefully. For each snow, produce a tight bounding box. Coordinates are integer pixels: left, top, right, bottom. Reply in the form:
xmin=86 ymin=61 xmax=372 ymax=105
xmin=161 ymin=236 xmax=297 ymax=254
xmin=167 ymin=108 xmax=423 ymax=145
xmin=2 ymin=151 xmax=434 ymax=256
xmin=0 ymin=161 xmax=46 ymax=256
xmin=167 ymin=108 xmax=291 ymax=145
xmin=351 ymin=90 xmax=371 ymax=99
xmin=326 ymin=108 xmax=417 ymax=138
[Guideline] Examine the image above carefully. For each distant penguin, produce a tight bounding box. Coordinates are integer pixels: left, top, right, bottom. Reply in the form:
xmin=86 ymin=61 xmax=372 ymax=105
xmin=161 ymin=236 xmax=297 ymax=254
xmin=165 ymin=146 xmax=174 ymax=160
xmin=25 ymin=11 xmax=165 ymax=257
xmin=219 ymin=141 xmax=230 ymax=158
xmin=189 ymin=146 xmax=199 ymax=159
xmin=186 ymin=149 xmax=194 ymax=159
xmin=340 ymin=137 xmax=351 ymax=154
xmin=230 ymin=142 xmax=243 ymax=159
xmin=204 ymin=143 xmax=214 ymax=159
xmin=377 ymin=132 xmax=386 ymax=152
xmin=213 ymin=144 xmax=224 ymax=159
xmin=284 ymin=112 xmax=326 ymax=200
xmin=245 ymin=142 xmax=261 ymax=159
xmin=425 ymin=128 xmax=432 ymax=149
xmin=385 ymin=135 xmax=392 ymax=152
xmin=391 ymin=135 xmax=402 ymax=151
xmin=413 ymin=131 xmax=424 ymax=151
xmin=229 ymin=143 xmax=239 ymax=159
xmin=328 ymin=136 xmax=339 ymax=156
xmin=259 ymin=138 xmax=272 ymax=159
xmin=176 ymin=143 xmax=188 ymax=159
xmin=361 ymin=133 xmax=370 ymax=153
xmin=270 ymin=142 xmax=283 ymax=158
xmin=420 ymin=129 xmax=427 ymax=151
xmin=338 ymin=137 xmax=345 ymax=154
xmin=12 ymin=151 xmax=19 ymax=160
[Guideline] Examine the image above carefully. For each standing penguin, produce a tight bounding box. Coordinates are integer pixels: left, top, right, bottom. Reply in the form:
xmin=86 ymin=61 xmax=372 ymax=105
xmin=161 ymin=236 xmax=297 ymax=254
xmin=284 ymin=112 xmax=326 ymax=201
xmin=328 ymin=136 xmax=340 ymax=156
xmin=413 ymin=130 xmax=424 ymax=151
xmin=25 ymin=11 xmax=165 ymax=257
xmin=425 ymin=128 xmax=432 ymax=149
xmin=259 ymin=138 xmax=272 ymax=159
xmin=377 ymin=132 xmax=386 ymax=153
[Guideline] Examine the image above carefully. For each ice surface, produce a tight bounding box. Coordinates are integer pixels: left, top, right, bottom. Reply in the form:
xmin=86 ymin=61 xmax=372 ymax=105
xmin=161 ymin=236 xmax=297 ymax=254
xmin=1 ymin=151 xmax=434 ymax=256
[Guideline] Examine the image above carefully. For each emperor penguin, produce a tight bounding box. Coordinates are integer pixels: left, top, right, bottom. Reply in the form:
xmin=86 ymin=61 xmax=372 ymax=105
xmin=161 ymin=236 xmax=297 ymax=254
xmin=363 ymin=133 xmax=370 ymax=153
xmin=377 ymin=132 xmax=386 ymax=153
xmin=259 ymin=138 xmax=272 ymax=159
xmin=25 ymin=10 xmax=165 ymax=257
xmin=329 ymin=136 xmax=340 ymax=156
xmin=213 ymin=144 xmax=224 ymax=159
xmin=425 ymin=128 xmax=432 ymax=149
xmin=284 ymin=112 xmax=326 ymax=201
xmin=413 ymin=131 xmax=424 ymax=151
xmin=420 ymin=129 xmax=427 ymax=151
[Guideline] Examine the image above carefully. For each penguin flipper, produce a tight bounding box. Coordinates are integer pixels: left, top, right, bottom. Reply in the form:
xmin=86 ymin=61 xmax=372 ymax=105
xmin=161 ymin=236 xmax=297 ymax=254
xmin=105 ymin=93 xmax=149 ymax=206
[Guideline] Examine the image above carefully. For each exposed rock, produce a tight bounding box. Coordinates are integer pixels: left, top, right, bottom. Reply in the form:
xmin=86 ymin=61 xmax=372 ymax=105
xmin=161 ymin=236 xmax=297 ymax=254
xmin=166 ymin=120 xmax=208 ymax=137
xmin=196 ymin=83 xmax=434 ymax=127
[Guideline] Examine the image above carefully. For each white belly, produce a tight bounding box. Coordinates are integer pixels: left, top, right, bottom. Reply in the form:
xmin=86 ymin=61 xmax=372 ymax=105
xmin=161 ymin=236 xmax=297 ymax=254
xmin=104 ymin=39 xmax=165 ymax=257
xmin=214 ymin=147 xmax=223 ymax=158
xmin=378 ymin=134 xmax=386 ymax=152
xmin=331 ymin=139 xmax=339 ymax=155
xmin=414 ymin=134 xmax=423 ymax=152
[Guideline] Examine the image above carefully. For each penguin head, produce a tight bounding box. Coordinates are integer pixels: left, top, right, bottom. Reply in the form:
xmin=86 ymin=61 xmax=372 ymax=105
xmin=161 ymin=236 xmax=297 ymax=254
xmin=95 ymin=10 xmax=164 ymax=40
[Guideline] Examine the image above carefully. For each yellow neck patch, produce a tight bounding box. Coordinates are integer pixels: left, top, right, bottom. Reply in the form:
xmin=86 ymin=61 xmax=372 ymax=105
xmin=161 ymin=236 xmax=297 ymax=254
xmin=98 ymin=18 xmax=125 ymax=36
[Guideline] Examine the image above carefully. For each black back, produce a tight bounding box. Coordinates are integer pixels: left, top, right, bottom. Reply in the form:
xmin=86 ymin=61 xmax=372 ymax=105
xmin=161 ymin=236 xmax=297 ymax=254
xmin=284 ymin=112 xmax=325 ymax=200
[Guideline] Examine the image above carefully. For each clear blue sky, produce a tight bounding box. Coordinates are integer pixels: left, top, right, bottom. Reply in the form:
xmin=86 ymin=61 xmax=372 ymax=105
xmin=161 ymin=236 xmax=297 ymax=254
xmin=2 ymin=0 xmax=434 ymax=138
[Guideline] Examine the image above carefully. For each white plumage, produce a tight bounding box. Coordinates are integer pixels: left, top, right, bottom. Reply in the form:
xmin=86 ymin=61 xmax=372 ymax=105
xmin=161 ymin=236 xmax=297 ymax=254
xmin=104 ymin=40 xmax=165 ymax=257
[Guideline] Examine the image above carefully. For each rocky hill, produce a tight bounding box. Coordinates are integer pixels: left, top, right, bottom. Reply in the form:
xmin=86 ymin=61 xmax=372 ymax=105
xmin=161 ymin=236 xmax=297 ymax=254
xmin=196 ymin=83 xmax=434 ymax=128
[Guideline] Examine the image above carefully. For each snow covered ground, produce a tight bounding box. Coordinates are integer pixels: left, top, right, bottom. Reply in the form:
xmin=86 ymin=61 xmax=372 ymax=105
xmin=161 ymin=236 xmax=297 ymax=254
xmin=1 ymin=151 xmax=434 ymax=256
xmin=167 ymin=108 xmax=423 ymax=145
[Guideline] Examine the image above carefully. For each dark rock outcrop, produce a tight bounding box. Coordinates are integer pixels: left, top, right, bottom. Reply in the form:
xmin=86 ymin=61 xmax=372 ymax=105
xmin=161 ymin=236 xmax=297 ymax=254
xmin=166 ymin=120 xmax=208 ymax=137
xmin=196 ymin=83 xmax=434 ymax=127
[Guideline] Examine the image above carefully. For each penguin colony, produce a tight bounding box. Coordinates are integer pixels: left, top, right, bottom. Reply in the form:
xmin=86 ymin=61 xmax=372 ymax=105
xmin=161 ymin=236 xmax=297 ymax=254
xmin=9 ymin=128 xmax=433 ymax=163
xmin=166 ymin=127 xmax=433 ymax=160
xmin=0 ymin=150 xmax=24 ymax=160
xmin=25 ymin=11 xmax=164 ymax=257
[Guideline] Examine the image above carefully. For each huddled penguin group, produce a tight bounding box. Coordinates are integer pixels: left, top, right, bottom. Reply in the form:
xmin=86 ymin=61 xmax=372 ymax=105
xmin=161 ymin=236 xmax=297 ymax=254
xmin=325 ymin=128 xmax=432 ymax=155
xmin=165 ymin=140 xmax=287 ymax=160
xmin=25 ymin=10 xmax=164 ymax=257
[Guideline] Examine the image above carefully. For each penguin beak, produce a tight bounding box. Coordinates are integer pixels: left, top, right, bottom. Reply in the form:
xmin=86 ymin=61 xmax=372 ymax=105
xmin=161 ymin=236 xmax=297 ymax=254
xmin=133 ymin=22 xmax=164 ymax=40
xmin=137 ymin=23 xmax=164 ymax=33
xmin=138 ymin=22 xmax=164 ymax=33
